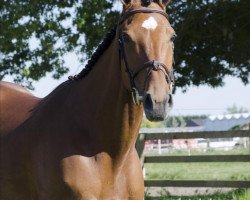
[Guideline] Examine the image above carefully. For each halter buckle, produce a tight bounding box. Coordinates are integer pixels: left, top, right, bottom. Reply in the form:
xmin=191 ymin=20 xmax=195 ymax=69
xmin=152 ymin=60 xmax=161 ymax=71
xmin=131 ymin=88 xmax=143 ymax=105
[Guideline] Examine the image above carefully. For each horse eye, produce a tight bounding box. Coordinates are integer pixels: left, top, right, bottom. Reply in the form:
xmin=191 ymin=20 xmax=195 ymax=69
xmin=170 ymin=34 xmax=177 ymax=42
xmin=122 ymin=32 xmax=132 ymax=43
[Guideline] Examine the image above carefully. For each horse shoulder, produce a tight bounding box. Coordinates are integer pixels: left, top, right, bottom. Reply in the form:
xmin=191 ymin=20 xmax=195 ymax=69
xmin=0 ymin=81 xmax=41 ymax=135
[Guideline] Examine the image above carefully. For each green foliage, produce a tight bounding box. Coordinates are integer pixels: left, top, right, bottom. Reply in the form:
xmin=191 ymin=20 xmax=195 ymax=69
xmin=171 ymin=0 xmax=250 ymax=90
xmin=236 ymin=189 xmax=250 ymax=200
xmin=1 ymin=0 xmax=249 ymax=89
xmin=0 ymin=0 xmax=119 ymax=88
xmin=165 ymin=116 xmax=187 ymax=127
xmin=141 ymin=117 xmax=166 ymax=128
xmin=141 ymin=115 xmax=207 ymax=128
xmin=225 ymin=104 xmax=249 ymax=114
xmin=168 ymin=115 xmax=209 ymax=127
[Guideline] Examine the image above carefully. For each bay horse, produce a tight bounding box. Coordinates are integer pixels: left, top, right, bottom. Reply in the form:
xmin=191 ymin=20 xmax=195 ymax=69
xmin=0 ymin=0 xmax=176 ymax=199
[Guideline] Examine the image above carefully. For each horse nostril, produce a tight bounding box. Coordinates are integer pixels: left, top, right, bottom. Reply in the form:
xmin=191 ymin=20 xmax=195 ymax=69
xmin=144 ymin=94 xmax=153 ymax=111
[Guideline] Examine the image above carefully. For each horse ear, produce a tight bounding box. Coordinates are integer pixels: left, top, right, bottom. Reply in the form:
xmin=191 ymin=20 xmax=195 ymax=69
xmin=120 ymin=0 xmax=133 ymax=5
xmin=161 ymin=0 xmax=171 ymax=6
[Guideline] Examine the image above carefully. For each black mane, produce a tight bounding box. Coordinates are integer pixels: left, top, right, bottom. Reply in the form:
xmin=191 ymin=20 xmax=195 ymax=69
xmin=68 ymin=25 xmax=117 ymax=81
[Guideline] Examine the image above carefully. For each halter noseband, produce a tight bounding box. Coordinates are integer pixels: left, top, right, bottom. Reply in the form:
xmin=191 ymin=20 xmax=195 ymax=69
xmin=118 ymin=8 xmax=174 ymax=105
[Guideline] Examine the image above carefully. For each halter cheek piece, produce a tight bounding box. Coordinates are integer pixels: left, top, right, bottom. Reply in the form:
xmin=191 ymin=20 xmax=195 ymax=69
xmin=118 ymin=8 xmax=174 ymax=105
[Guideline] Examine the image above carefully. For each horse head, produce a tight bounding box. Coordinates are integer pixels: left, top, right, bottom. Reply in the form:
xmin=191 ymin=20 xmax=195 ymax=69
xmin=119 ymin=0 xmax=176 ymax=121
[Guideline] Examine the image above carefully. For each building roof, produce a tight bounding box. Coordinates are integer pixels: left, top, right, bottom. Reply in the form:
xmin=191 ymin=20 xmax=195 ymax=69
xmin=186 ymin=119 xmax=205 ymax=127
xmin=204 ymin=112 xmax=250 ymax=131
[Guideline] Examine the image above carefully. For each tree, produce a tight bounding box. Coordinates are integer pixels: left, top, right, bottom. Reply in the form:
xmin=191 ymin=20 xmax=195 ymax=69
xmin=140 ymin=117 xmax=165 ymax=128
xmin=171 ymin=0 xmax=250 ymax=90
xmin=225 ymin=104 xmax=249 ymax=114
xmin=0 ymin=0 xmax=119 ymax=88
xmin=1 ymin=0 xmax=249 ymax=89
xmin=141 ymin=115 xmax=207 ymax=128
xmin=165 ymin=116 xmax=187 ymax=127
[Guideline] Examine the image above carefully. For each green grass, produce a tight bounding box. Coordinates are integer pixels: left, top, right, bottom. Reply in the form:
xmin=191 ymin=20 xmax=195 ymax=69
xmin=144 ymin=148 xmax=250 ymax=181
xmin=145 ymin=162 xmax=250 ymax=181
xmin=145 ymin=189 xmax=250 ymax=200
xmin=145 ymin=148 xmax=250 ymax=157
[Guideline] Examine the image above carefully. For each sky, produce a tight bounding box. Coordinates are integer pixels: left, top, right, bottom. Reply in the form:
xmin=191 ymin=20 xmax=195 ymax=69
xmin=13 ymin=51 xmax=249 ymax=117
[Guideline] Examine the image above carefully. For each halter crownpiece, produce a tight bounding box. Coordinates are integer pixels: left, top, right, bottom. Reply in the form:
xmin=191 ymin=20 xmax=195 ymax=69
xmin=119 ymin=8 xmax=168 ymax=25
xmin=118 ymin=8 xmax=174 ymax=105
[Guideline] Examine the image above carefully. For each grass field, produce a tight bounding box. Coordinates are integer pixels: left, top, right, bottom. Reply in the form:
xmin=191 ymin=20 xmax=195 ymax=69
xmin=144 ymin=148 xmax=250 ymax=181
xmin=145 ymin=147 xmax=250 ymax=157
xmin=145 ymin=189 xmax=250 ymax=200
xmin=145 ymin=162 xmax=250 ymax=180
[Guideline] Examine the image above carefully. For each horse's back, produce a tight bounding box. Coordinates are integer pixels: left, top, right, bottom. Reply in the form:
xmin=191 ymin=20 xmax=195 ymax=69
xmin=0 ymin=81 xmax=41 ymax=135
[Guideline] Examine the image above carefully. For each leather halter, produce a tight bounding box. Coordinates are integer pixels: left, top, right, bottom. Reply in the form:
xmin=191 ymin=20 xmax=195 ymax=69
xmin=118 ymin=8 xmax=174 ymax=105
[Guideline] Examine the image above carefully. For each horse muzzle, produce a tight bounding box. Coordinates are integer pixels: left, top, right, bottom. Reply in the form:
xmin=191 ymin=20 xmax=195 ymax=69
xmin=143 ymin=93 xmax=173 ymax=121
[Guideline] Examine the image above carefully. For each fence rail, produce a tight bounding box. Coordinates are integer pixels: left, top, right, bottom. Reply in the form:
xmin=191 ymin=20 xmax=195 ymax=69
xmin=141 ymin=130 xmax=250 ymax=140
xmin=144 ymin=155 xmax=250 ymax=163
xmin=145 ymin=180 xmax=250 ymax=188
xmin=136 ymin=127 xmax=250 ymax=189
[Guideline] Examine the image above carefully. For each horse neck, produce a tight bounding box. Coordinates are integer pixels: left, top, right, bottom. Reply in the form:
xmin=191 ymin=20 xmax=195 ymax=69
xmin=65 ymin=38 xmax=143 ymax=160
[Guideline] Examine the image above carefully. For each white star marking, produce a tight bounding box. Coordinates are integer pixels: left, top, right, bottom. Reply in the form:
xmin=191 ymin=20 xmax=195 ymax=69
xmin=141 ymin=16 xmax=158 ymax=30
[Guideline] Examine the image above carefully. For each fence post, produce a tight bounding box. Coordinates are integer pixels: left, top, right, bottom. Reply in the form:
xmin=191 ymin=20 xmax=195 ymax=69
xmin=249 ymin=123 xmax=250 ymax=154
xmin=158 ymin=139 xmax=162 ymax=155
xmin=136 ymin=133 xmax=146 ymax=166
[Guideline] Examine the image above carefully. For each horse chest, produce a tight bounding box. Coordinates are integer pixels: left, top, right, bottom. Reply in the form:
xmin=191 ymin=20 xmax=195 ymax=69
xmin=60 ymin=153 xmax=144 ymax=200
